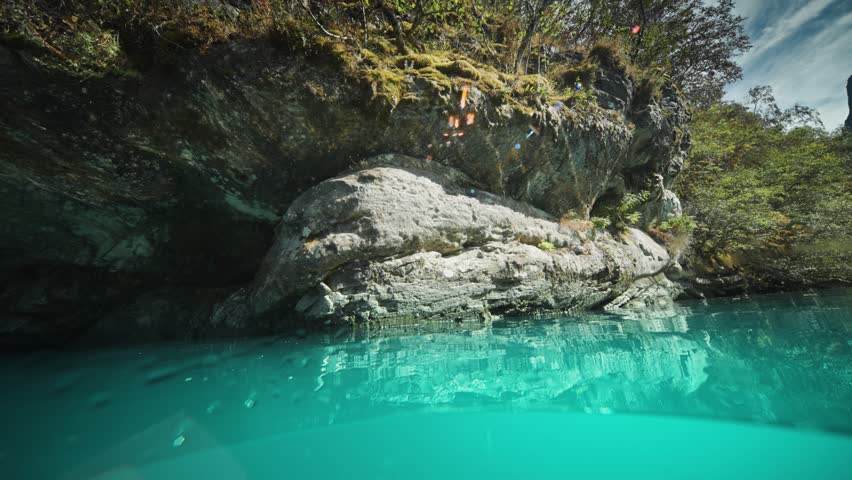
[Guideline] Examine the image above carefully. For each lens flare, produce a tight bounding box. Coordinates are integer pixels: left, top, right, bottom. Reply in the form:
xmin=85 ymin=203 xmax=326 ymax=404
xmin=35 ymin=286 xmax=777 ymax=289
xmin=526 ymin=124 xmax=541 ymax=139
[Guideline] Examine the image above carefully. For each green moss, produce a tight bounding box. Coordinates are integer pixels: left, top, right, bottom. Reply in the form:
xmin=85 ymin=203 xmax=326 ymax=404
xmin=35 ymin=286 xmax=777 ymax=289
xmin=416 ymin=66 xmax=454 ymax=91
xmin=364 ymin=68 xmax=409 ymax=106
xmin=537 ymin=241 xmax=556 ymax=251
xmin=511 ymin=74 xmax=557 ymax=107
xmin=435 ymin=59 xmax=482 ymax=80
xmin=303 ymin=80 xmax=326 ymax=99
xmin=360 ymin=48 xmax=382 ymax=68
xmin=395 ymin=53 xmax=449 ymax=69
xmin=367 ymin=36 xmax=395 ymax=55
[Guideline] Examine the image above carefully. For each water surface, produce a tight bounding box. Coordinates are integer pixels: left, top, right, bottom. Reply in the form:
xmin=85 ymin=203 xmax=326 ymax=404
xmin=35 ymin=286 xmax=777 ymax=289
xmin=2 ymin=289 xmax=852 ymax=479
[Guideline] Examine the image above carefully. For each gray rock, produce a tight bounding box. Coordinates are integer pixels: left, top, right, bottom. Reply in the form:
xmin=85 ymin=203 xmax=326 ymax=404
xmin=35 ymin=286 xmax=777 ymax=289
xmin=845 ymin=75 xmax=851 ymax=132
xmin=237 ymin=157 xmax=678 ymax=326
xmin=638 ymin=173 xmax=682 ymax=227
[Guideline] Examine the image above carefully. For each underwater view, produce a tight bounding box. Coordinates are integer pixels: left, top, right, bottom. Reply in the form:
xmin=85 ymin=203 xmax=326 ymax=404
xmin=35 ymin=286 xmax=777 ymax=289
xmin=2 ymin=0 xmax=851 ymax=478
xmin=3 ymin=289 xmax=852 ymax=479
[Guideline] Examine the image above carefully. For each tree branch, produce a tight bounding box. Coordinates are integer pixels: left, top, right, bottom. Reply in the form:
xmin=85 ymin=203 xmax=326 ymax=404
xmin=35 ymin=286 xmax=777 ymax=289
xmin=299 ymin=1 xmax=352 ymax=41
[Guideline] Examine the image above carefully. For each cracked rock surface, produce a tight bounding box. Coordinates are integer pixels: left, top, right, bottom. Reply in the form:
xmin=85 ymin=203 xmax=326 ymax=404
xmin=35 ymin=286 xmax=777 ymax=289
xmin=221 ymin=155 xmax=679 ymax=328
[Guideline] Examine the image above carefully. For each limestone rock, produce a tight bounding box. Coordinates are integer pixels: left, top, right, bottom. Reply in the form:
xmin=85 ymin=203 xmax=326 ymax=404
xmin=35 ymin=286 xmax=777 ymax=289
xmin=239 ymin=158 xmax=677 ymax=326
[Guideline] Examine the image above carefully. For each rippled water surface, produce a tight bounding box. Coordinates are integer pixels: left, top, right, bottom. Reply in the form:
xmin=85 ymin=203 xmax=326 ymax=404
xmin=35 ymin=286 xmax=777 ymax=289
xmin=2 ymin=289 xmax=852 ymax=479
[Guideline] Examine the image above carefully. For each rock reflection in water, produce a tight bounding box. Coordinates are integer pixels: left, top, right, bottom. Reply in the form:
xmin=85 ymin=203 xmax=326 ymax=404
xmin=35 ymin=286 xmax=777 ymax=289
xmin=308 ymin=291 xmax=852 ymax=432
xmin=321 ymin=309 xmax=707 ymax=408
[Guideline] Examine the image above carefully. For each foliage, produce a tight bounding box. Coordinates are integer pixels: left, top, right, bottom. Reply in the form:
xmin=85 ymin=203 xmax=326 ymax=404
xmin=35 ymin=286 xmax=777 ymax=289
xmin=0 ymin=0 xmax=289 ymax=75
xmin=589 ymin=216 xmax=611 ymax=230
xmin=556 ymin=0 xmax=750 ymax=108
xmin=659 ymin=214 xmax=696 ymax=236
xmin=1 ymin=0 xmax=749 ymax=107
xmin=596 ymin=191 xmax=650 ymax=232
xmin=675 ymin=92 xmax=852 ymax=286
xmin=537 ymin=241 xmax=556 ymax=251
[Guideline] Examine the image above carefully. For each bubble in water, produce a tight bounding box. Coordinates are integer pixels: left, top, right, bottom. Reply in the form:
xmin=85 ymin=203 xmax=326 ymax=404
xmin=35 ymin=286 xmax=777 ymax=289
xmin=173 ymin=435 xmax=185 ymax=448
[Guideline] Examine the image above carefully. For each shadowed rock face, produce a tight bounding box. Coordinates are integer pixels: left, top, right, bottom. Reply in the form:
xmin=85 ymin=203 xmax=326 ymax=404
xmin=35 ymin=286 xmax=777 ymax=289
xmin=0 ymin=38 xmax=689 ymax=347
xmin=846 ymin=75 xmax=852 ymax=131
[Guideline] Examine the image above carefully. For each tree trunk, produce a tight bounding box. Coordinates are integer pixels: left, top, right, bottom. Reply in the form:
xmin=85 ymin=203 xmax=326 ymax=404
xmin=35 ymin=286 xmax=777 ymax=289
xmin=514 ymin=7 xmax=539 ymax=74
xmin=377 ymin=1 xmax=409 ymax=54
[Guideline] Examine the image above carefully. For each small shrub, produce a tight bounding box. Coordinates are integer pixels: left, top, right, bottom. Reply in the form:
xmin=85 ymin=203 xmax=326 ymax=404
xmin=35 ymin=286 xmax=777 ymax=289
xmin=590 ymin=217 xmax=611 ymax=229
xmin=659 ymin=215 xmax=697 ymax=236
xmin=537 ymin=241 xmax=556 ymax=251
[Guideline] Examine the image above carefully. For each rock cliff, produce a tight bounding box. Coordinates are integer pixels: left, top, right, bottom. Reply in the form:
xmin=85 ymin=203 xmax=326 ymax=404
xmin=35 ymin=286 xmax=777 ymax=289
xmin=0 ymin=36 xmax=690 ymax=347
xmin=846 ymin=75 xmax=852 ymax=131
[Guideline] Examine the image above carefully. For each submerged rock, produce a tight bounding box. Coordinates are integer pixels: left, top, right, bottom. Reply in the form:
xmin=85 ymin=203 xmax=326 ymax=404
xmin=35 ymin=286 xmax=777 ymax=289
xmin=222 ymin=156 xmax=680 ymax=327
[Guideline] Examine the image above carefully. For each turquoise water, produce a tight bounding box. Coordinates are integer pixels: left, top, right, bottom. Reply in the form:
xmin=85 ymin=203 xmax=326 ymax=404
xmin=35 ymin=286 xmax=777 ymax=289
xmin=2 ymin=289 xmax=852 ymax=479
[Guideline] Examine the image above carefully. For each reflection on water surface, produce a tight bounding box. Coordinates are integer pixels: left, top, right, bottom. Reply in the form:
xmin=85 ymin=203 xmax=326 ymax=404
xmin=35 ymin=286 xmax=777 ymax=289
xmin=1 ymin=289 xmax=851 ymax=479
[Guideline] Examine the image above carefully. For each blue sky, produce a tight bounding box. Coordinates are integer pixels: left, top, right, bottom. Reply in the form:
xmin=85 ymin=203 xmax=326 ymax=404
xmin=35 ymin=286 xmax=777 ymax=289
xmin=722 ymin=0 xmax=852 ymax=130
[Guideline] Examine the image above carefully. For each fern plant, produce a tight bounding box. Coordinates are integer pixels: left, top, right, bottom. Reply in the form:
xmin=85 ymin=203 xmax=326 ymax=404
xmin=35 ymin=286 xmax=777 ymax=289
xmin=601 ymin=191 xmax=650 ymax=231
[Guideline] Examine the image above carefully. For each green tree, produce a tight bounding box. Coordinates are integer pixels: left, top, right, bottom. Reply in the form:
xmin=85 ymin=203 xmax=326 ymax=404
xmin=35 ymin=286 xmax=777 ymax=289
xmin=676 ymin=94 xmax=852 ymax=286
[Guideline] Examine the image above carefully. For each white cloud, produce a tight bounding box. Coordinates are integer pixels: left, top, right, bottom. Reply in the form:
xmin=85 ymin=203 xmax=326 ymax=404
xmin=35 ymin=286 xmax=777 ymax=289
xmin=737 ymin=0 xmax=834 ymax=68
xmin=725 ymin=0 xmax=852 ymax=129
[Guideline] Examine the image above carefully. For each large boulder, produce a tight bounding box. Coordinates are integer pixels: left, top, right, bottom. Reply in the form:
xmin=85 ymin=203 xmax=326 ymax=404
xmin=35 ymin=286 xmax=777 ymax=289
xmin=215 ymin=156 xmax=680 ymax=328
